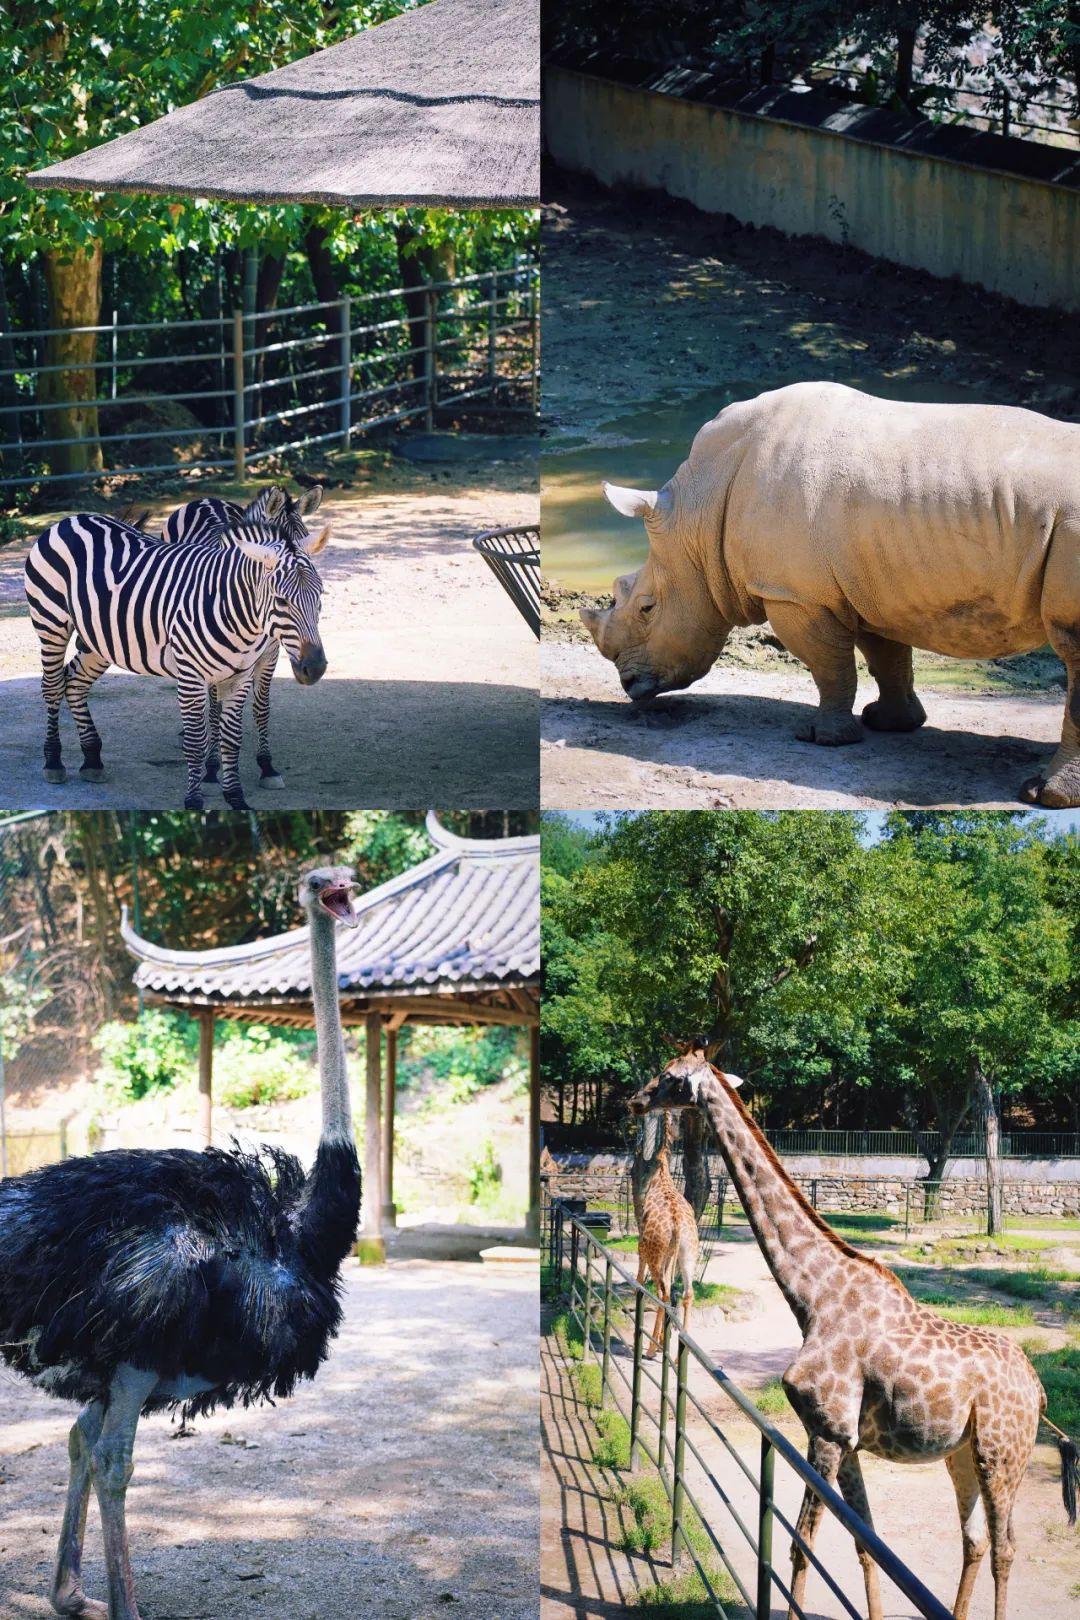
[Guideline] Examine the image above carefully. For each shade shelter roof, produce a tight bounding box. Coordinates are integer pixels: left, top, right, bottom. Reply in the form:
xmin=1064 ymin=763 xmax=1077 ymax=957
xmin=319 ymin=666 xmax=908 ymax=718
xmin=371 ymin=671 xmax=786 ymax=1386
xmin=26 ymin=0 xmax=539 ymax=209
xmin=121 ymin=812 xmax=540 ymax=1028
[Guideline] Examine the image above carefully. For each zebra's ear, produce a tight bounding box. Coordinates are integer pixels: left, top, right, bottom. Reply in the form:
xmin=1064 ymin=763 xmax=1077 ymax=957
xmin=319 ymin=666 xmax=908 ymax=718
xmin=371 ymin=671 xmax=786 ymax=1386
xmin=234 ymin=534 xmax=281 ymax=570
xmin=300 ymin=522 xmax=332 ymax=557
xmin=297 ymin=485 xmax=323 ymax=516
xmin=264 ymin=486 xmax=286 ymax=520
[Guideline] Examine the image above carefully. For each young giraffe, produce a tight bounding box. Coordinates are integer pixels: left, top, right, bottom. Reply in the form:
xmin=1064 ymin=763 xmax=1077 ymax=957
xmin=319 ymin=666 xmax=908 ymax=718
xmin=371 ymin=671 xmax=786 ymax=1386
xmin=630 ymin=1109 xmax=699 ymax=1358
xmin=630 ymin=1039 xmax=1078 ymax=1620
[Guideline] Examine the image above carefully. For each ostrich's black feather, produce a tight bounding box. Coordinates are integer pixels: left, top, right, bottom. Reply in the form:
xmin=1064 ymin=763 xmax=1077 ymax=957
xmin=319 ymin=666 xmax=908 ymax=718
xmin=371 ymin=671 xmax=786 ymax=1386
xmin=0 ymin=1140 xmax=360 ymax=1416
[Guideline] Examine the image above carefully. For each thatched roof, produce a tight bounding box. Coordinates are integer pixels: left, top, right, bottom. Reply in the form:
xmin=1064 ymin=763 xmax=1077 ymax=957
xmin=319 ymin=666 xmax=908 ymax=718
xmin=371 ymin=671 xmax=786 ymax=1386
xmin=27 ymin=0 xmax=539 ymax=209
xmin=121 ymin=813 xmax=540 ymax=1028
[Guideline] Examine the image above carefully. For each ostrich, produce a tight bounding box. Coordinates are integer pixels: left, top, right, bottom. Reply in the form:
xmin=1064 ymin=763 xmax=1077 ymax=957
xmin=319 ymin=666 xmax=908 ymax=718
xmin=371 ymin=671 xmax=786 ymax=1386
xmin=0 ymin=867 xmax=362 ymax=1620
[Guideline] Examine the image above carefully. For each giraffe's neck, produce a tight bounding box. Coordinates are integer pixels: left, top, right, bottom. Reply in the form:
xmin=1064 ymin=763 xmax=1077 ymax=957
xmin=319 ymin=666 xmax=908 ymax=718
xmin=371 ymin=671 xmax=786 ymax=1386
xmin=699 ymin=1077 xmax=862 ymax=1333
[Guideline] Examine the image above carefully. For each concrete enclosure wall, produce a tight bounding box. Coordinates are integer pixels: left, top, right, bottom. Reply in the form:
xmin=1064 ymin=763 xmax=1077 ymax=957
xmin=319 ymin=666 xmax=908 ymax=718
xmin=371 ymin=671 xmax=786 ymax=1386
xmin=544 ymin=67 xmax=1080 ymax=312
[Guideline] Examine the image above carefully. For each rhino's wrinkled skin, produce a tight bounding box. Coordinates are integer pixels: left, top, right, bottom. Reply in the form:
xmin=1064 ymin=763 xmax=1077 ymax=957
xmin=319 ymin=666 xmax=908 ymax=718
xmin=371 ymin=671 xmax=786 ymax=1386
xmin=582 ymin=381 xmax=1080 ymax=806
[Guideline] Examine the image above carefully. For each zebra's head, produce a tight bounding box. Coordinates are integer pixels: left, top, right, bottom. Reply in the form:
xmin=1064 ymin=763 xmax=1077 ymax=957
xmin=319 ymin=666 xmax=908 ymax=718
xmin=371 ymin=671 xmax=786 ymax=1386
xmin=234 ymin=524 xmax=329 ymax=685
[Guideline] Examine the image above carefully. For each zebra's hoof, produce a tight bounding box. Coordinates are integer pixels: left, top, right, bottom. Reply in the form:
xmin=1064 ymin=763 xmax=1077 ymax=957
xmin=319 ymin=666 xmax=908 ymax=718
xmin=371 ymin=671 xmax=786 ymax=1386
xmin=43 ymin=767 xmax=67 ymax=785
xmin=223 ymin=795 xmax=251 ymax=812
xmin=79 ymin=767 xmax=105 ymax=782
xmin=184 ymin=793 xmax=205 ymax=811
xmin=258 ymin=773 xmax=286 ymax=791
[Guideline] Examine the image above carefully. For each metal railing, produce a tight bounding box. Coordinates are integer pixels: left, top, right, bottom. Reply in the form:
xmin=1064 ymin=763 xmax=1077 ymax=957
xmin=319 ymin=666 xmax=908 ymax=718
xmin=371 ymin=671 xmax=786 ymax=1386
xmin=0 ymin=263 xmax=540 ymax=491
xmin=543 ymin=1122 xmax=1080 ymax=1159
xmin=546 ymin=1197 xmax=951 ymax=1620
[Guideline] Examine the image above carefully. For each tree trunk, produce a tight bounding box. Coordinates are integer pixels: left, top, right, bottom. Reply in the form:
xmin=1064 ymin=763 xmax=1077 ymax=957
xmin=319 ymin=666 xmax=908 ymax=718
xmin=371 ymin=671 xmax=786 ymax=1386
xmin=895 ymin=24 xmax=917 ymax=108
xmin=254 ymin=251 xmax=287 ymax=405
xmin=304 ymin=223 xmax=343 ymax=370
xmin=39 ymin=242 xmax=104 ymax=476
xmin=394 ymin=223 xmax=455 ymax=384
xmin=972 ymin=1057 xmax=1004 ymax=1237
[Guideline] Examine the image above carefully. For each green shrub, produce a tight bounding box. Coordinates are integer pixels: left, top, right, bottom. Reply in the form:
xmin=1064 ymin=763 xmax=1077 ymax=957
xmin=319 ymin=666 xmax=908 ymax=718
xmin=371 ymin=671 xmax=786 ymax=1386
xmin=468 ymin=1138 xmax=503 ymax=1202
xmin=215 ymin=1024 xmax=315 ymax=1107
xmin=95 ymin=1011 xmax=196 ymax=1100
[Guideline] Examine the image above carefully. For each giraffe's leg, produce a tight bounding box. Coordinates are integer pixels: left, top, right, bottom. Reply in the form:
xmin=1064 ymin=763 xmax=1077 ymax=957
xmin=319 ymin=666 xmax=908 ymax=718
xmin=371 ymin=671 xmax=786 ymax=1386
xmin=786 ymin=1434 xmax=843 ymax=1620
xmin=216 ymin=668 xmax=257 ymax=811
xmin=836 ymin=1451 xmax=884 ymax=1620
xmin=203 ymin=684 xmax=222 ymax=784
xmin=252 ymin=641 xmax=285 ymax=788
xmin=35 ymin=619 xmax=73 ymax=783
xmin=945 ymin=1445 xmax=990 ymax=1620
xmin=766 ymin=601 xmax=863 ymax=746
xmin=89 ymin=1366 xmax=157 ymax=1620
xmin=855 ymin=629 xmax=926 ymax=733
xmin=644 ymin=1260 xmax=670 ymax=1359
xmin=63 ymin=648 xmax=111 ymax=781
xmin=52 ymin=1400 xmax=107 ymax=1618
xmin=175 ymin=667 xmax=209 ymax=810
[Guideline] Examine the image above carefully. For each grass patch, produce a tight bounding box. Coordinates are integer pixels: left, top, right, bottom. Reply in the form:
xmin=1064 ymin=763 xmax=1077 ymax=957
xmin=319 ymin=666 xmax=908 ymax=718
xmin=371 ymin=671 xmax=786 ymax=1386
xmin=593 ymin=1407 xmax=632 ymax=1469
xmin=1028 ymin=1340 xmax=1080 ymax=1432
xmin=912 ymin=1290 xmax=1035 ymax=1327
xmin=634 ymin=1573 xmax=749 ymax=1618
xmin=693 ymin=1281 xmax=744 ymax=1310
xmin=614 ymin=1474 xmax=672 ymax=1555
xmin=827 ymin=1212 xmax=899 ymax=1238
xmin=571 ymin=1360 xmax=603 ymax=1409
xmin=552 ymin=1309 xmax=585 ymax=1360
xmin=754 ymin=1377 xmax=791 ymax=1418
xmin=619 ymin=1482 xmax=750 ymax=1616
xmin=609 ymin=1235 xmax=640 ymax=1253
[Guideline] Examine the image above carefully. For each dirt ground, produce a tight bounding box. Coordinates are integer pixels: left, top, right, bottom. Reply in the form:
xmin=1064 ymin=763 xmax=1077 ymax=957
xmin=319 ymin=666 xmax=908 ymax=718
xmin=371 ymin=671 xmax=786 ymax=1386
xmin=0 ymin=443 xmax=538 ymax=810
xmin=0 ymin=1257 xmax=538 ymax=1620
xmin=539 ymin=172 xmax=1079 ymax=812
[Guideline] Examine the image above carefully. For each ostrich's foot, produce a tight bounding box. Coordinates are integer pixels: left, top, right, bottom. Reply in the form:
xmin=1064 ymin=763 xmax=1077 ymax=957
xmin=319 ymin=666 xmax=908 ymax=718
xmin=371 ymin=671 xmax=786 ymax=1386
xmin=51 ymin=1587 xmax=108 ymax=1619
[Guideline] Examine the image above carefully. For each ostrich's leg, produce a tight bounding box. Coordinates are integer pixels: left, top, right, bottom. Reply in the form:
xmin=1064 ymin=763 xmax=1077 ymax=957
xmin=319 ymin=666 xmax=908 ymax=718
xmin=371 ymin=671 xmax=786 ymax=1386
xmin=52 ymin=1400 xmax=105 ymax=1618
xmin=90 ymin=1366 xmax=157 ymax=1620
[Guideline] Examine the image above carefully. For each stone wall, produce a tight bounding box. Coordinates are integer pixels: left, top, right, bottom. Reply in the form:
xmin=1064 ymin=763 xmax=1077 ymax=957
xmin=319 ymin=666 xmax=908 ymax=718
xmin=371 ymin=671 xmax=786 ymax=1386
xmin=545 ymin=1153 xmax=1080 ymax=1219
xmin=544 ymin=64 xmax=1080 ymax=312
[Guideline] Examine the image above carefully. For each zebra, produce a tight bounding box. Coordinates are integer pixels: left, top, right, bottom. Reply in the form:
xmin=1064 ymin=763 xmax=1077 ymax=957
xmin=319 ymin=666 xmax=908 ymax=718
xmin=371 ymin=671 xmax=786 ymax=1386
xmin=162 ymin=485 xmax=327 ymax=789
xmin=24 ymin=511 xmax=328 ymax=810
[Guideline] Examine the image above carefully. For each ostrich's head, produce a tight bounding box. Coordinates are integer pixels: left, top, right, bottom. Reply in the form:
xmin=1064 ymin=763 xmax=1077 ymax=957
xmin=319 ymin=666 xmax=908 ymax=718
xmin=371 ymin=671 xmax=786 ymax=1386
xmin=299 ymin=866 xmax=360 ymax=927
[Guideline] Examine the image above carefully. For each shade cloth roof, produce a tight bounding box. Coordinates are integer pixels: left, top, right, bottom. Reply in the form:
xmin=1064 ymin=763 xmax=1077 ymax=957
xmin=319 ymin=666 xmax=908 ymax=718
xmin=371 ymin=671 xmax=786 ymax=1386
xmin=27 ymin=0 xmax=539 ymax=209
xmin=121 ymin=813 xmax=539 ymax=1018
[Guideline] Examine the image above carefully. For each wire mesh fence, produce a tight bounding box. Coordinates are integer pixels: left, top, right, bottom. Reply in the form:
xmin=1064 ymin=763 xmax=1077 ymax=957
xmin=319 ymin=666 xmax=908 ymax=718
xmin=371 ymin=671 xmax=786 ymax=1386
xmin=0 ymin=263 xmax=539 ymax=492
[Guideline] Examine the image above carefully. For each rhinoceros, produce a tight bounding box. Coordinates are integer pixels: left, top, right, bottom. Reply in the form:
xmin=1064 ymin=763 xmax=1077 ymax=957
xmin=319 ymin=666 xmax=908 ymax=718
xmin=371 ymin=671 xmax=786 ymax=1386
xmin=581 ymin=381 xmax=1080 ymax=806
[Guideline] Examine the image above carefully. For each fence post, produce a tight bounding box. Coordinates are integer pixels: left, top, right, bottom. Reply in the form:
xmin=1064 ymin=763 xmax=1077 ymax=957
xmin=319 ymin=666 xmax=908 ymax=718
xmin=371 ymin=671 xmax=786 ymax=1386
xmin=671 ymin=1336 xmax=688 ymax=1567
xmin=1002 ymin=88 xmax=1011 ymax=139
xmin=756 ymin=1434 xmax=775 ymax=1620
xmin=600 ymin=1253 xmax=613 ymax=1406
xmin=569 ymin=1221 xmax=579 ymax=1312
xmin=339 ymin=294 xmax=352 ymax=448
xmin=488 ymin=271 xmax=498 ymax=403
xmin=59 ymin=1116 xmax=68 ymax=1160
xmin=232 ymin=310 xmax=245 ymax=481
xmin=582 ymin=1245 xmax=594 ymax=1361
xmin=810 ymin=1177 xmax=818 ymax=1211
xmin=629 ymin=1288 xmax=644 ymax=1472
xmin=110 ymin=309 xmax=118 ymax=401
xmin=423 ymin=288 xmax=436 ymax=432
xmin=658 ymin=1312 xmax=671 ymax=1472
xmin=529 ymin=271 xmax=539 ymax=414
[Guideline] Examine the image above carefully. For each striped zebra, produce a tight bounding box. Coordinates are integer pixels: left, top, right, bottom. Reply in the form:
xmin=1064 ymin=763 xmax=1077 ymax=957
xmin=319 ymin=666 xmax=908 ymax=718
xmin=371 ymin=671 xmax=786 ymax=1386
xmin=24 ymin=510 xmax=328 ymax=810
xmin=162 ymin=485 xmax=327 ymax=789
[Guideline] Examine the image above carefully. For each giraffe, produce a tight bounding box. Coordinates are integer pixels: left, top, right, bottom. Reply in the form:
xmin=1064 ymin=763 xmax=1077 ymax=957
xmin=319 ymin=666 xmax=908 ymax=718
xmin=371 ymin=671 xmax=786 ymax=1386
xmin=629 ymin=1038 xmax=1079 ymax=1620
xmin=630 ymin=1109 xmax=699 ymax=1358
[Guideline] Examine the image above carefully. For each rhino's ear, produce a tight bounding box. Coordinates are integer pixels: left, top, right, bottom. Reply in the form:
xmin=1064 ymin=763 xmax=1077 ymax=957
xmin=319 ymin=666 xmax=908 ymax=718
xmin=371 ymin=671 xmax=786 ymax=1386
xmin=603 ymin=482 xmax=658 ymax=519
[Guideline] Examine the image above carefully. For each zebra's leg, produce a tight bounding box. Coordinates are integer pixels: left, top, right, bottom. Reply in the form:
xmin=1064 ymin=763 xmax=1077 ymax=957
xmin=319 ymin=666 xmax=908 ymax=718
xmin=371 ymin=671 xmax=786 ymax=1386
xmin=204 ymin=683 xmax=222 ymax=785
xmin=252 ymin=641 xmax=284 ymax=789
xmin=175 ymin=668 xmax=210 ymax=810
xmin=63 ymin=647 xmax=111 ymax=781
xmin=217 ymin=667 xmax=257 ymax=811
xmin=34 ymin=620 xmax=73 ymax=784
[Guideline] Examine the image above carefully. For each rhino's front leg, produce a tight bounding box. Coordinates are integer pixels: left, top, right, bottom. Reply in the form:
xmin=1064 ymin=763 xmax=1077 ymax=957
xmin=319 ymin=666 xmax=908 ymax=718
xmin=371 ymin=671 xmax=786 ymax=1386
xmin=767 ymin=602 xmax=863 ymax=745
xmin=855 ymin=630 xmax=926 ymax=733
xmin=1022 ymin=635 xmax=1080 ymax=808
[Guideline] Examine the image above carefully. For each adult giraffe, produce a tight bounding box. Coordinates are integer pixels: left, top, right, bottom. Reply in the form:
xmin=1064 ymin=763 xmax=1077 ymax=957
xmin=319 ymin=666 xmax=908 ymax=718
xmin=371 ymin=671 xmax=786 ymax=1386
xmin=630 ymin=1038 xmax=1078 ymax=1620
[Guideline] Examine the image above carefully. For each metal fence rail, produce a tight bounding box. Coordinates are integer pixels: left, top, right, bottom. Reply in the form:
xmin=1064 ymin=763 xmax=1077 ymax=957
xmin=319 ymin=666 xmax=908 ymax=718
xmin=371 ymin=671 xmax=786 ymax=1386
xmin=0 ymin=263 xmax=539 ymax=491
xmin=543 ymin=1122 xmax=1080 ymax=1159
xmin=546 ymin=1197 xmax=951 ymax=1620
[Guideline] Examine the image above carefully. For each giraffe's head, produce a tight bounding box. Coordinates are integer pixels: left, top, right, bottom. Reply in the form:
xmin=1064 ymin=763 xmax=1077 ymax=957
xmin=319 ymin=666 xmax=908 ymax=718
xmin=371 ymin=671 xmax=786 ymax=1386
xmin=628 ymin=1036 xmax=743 ymax=1115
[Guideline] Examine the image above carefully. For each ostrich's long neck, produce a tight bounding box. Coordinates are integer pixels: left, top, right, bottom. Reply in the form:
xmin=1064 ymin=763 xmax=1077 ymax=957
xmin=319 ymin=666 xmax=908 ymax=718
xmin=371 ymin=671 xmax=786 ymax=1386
xmin=700 ymin=1081 xmax=863 ymax=1334
xmin=309 ymin=912 xmax=352 ymax=1144
xmin=298 ymin=913 xmax=360 ymax=1273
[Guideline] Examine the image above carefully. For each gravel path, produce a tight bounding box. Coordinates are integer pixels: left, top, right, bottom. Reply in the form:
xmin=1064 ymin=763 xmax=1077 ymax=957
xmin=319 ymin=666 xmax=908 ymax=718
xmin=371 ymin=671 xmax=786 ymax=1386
xmin=0 ymin=1259 xmax=538 ymax=1620
xmin=0 ymin=452 xmax=538 ymax=810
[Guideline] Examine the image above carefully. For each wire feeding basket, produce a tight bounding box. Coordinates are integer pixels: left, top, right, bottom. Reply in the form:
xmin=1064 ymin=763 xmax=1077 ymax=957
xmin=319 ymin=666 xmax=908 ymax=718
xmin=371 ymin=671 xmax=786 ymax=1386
xmin=472 ymin=525 xmax=540 ymax=639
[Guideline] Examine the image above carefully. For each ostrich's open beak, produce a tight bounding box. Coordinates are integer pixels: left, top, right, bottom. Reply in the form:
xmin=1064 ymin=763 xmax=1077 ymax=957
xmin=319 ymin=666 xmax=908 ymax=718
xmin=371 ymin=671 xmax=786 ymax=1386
xmin=320 ymin=886 xmax=359 ymax=927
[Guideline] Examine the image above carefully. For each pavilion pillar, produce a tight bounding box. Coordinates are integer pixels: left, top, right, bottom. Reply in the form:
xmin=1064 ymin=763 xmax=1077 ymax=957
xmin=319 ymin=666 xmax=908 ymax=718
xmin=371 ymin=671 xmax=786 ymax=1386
xmin=359 ymin=1011 xmax=385 ymax=1264
xmin=526 ymin=1022 xmax=540 ymax=1242
xmin=197 ymin=1008 xmax=215 ymax=1149
xmin=382 ymin=1025 xmax=398 ymax=1227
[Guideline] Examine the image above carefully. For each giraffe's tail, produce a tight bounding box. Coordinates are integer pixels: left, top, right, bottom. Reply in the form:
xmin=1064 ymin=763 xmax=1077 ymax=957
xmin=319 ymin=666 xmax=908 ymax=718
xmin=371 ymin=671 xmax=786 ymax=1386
xmin=1043 ymin=1416 xmax=1079 ymax=1526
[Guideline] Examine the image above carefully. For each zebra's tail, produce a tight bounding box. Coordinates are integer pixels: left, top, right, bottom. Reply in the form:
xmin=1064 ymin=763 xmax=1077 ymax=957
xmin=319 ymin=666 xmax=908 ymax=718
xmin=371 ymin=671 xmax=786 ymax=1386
xmin=1043 ymin=1416 xmax=1079 ymax=1526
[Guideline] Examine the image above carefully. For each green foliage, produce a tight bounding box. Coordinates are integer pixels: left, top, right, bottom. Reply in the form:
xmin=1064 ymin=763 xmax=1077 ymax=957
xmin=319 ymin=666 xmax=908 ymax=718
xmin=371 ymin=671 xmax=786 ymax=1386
xmin=401 ymin=1025 xmax=527 ymax=1101
xmin=1028 ymin=1338 xmax=1080 ymax=1432
xmin=552 ymin=1308 xmax=586 ymax=1360
xmin=593 ymin=1406 xmax=632 ymax=1469
xmin=614 ymin=1474 xmax=671 ymax=1552
xmin=0 ymin=967 xmax=47 ymax=1063
xmin=693 ymin=1281 xmax=744 ymax=1310
xmin=215 ymin=1024 xmax=316 ymax=1108
xmin=94 ymin=1009 xmax=196 ymax=1100
xmin=755 ymin=1377 xmax=791 ymax=1416
xmin=467 ymin=1138 xmax=503 ymax=1203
